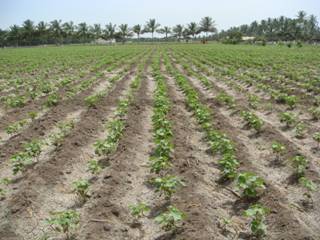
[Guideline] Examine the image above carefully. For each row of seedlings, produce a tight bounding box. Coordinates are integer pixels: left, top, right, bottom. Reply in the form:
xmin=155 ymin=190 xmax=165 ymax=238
xmin=0 ymin=50 xmax=147 ymax=146
xmin=163 ymin=53 xmax=270 ymax=238
xmin=170 ymin=50 xmax=318 ymax=209
xmin=175 ymin=49 xmax=320 ymax=146
xmin=83 ymin=50 xmax=150 ymax=108
xmin=0 ymin=117 xmax=77 ymax=198
xmin=129 ymin=54 xmax=186 ymax=235
xmin=43 ymin=54 xmax=149 ymax=240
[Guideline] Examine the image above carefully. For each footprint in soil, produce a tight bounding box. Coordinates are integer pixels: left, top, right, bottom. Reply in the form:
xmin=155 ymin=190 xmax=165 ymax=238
xmin=231 ymin=197 xmax=260 ymax=214
xmin=154 ymin=228 xmax=184 ymax=240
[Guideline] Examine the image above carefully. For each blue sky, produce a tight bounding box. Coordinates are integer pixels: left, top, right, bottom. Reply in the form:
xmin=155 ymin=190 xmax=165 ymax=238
xmin=1 ymin=0 xmax=319 ymax=30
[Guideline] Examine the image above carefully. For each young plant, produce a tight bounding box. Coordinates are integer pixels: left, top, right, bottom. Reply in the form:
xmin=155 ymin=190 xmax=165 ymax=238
xmin=10 ymin=152 xmax=33 ymax=175
xmin=294 ymin=122 xmax=307 ymax=139
xmin=129 ymin=202 xmax=150 ymax=219
xmin=86 ymin=159 xmax=102 ymax=174
xmin=291 ymin=155 xmax=308 ymax=177
xmin=284 ymin=95 xmax=298 ymax=109
xmin=84 ymin=93 xmax=103 ymax=108
xmin=155 ymin=206 xmax=185 ymax=231
xmin=309 ymin=107 xmax=320 ymax=121
xmin=299 ymin=177 xmax=317 ymax=207
xmin=72 ymin=179 xmax=90 ymax=202
xmin=248 ymin=94 xmax=260 ymax=109
xmin=279 ymin=112 xmax=296 ymax=128
xmin=271 ymin=142 xmax=286 ymax=162
xmin=236 ymin=172 xmax=266 ymax=198
xmin=0 ymin=178 xmax=11 ymax=198
xmin=218 ymin=217 xmax=233 ymax=233
xmin=216 ymin=92 xmax=235 ymax=108
xmin=244 ymin=204 xmax=269 ymax=238
xmin=24 ymin=139 xmax=42 ymax=158
xmin=149 ymin=155 xmax=171 ymax=174
xmin=241 ymin=111 xmax=264 ymax=133
xmin=50 ymin=121 xmax=75 ymax=146
xmin=45 ymin=93 xmax=59 ymax=107
xmin=313 ymin=132 xmax=320 ymax=150
xmin=151 ymin=175 xmax=185 ymax=199
xmin=218 ymin=153 xmax=239 ymax=179
xmin=5 ymin=119 xmax=28 ymax=135
xmin=28 ymin=111 xmax=38 ymax=120
xmin=94 ymin=119 xmax=125 ymax=156
xmin=46 ymin=210 xmax=80 ymax=240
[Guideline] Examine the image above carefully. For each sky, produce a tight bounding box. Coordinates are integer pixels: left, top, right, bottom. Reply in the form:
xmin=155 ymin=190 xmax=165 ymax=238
xmin=1 ymin=0 xmax=320 ymax=31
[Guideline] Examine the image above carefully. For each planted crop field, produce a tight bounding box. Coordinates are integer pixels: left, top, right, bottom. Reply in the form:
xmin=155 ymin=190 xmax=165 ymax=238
xmin=0 ymin=44 xmax=320 ymax=240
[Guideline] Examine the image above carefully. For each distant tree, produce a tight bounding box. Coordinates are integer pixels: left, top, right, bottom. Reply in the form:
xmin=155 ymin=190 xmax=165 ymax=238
xmin=187 ymin=22 xmax=199 ymax=38
xmin=133 ymin=24 xmax=143 ymax=40
xmin=157 ymin=26 xmax=171 ymax=39
xmin=118 ymin=24 xmax=132 ymax=43
xmin=0 ymin=29 xmax=7 ymax=47
xmin=62 ymin=21 xmax=75 ymax=43
xmin=104 ymin=23 xmax=117 ymax=40
xmin=22 ymin=19 xmax=35 ymax=45
xmin=220 ymin=10 xmax=320 ymax=42
xmin=7 ymin=25 xmax=21 ymax=46
xmin=91 ymin=24 xmax=102 ymax=39
xmin=50 ymin=20 xmax=63 ymax=44
xmin=36 ymin=21 xmax=48 ymax=44
xmin=144 ymin=19 xmax=160 ymax=39
xmin=77 ymin=22 xmax=89 ymax=43
xmin=307 ymin=14 xmax=318 ymax=40
xmin=199 ymin=16 xmax=217 ymax=39
xmin=226 ymin=31 xmax=243 ymax=44
xmin=172 ymin=24 xmax=184 ymax=41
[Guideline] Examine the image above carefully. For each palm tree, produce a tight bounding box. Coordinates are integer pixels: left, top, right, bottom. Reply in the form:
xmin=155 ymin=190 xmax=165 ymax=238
xmin=62 ymin=21 xmax=75 ymax=43
xmin=77 ymin=22 xmax=89 ymax=43
xmin=0 ymin=29 xmax=8 ymax=47
xmin=104 ymin=23 xmax=116 ymax=40
xmin=173 ymin=24 xmax=184 ymax=41
xmin=187 ymin=22 xmax=199 ymax=39
xmin=118 ymin=24 xmax=132 ymax=43
xmin=8 ymin=25 xmax=21 ymax=46
xmin=157 ymin=26 xmax=171 ymax=39
xmin=199 ymin=16 xmax=217 ymax=40
xmin=297 ymin=11 xmax=307 ymax=22
xmin=132 ymin=24 xmax=143 ymax=40
xmin=144 ymin=19 xmax=160 ymax=39
xmin=22 ymin=19 xmax=34 ymax=45
xmin=91 ymin=24 xmax=102 ymax=39
xmin=50 ymin=20 xmax=63 ymax=44
xmin=36 ymin=21 xmax=48 ymax=44
xmin=307 ymin=14 xmax=318 ymax=40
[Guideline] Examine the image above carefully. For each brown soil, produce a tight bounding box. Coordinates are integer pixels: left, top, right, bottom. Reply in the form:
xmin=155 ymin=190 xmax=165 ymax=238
xmin=168 ymin=55 xmax=320 ymax=240
xmin=0 ymin=47 xmax=319 ymax=240
xmin=0 ymin=55 xmax=146 ymax=240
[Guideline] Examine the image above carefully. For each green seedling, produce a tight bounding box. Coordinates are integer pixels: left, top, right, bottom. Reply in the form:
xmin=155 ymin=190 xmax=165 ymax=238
xmin=271 ymin=142 xmax=286 ymax=162
xmin=87 ymin=159 xmax=102 ymax=174
xmin=291 ymin=155 xmax=308 ymax=177
xmin=236 ymin=172 xmax=266 ymax=198
xmin=151 ymin=175 xmax=185 ymax=199
xmin=129 ymin=202 xmax=150 ymax=219
xmin=155 ymin=206 xmax=185 ymax=231
xmin=46 ymin=210 xmax=80 ymax=240
xmin=244 ymin=204 xmax=269 ymax=238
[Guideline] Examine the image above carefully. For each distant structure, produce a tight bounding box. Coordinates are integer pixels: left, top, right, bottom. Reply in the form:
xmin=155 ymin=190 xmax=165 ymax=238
xmin=242 ymin=36 xmax=255 ymax=41
xmin=92 ymin=38 xmax=116 ymax=45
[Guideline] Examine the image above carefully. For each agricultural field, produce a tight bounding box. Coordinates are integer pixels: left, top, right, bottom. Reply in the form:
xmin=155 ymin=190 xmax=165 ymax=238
xmin=0 ymin=43 xmax=319 ymax=240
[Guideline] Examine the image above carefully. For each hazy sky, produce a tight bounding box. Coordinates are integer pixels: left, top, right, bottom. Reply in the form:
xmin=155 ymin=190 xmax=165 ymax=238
xmin=1 ymin=0 xmax=319 ymax=30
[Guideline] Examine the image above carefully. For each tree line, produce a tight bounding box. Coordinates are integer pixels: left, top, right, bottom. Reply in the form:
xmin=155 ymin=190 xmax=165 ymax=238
xmin=0 ymin=11 xmax=319 ymax=47
xmin=220 ymin=11 xmax=320 ymax=43
xmin=0 ymin=17 xmax=216 ymax=47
